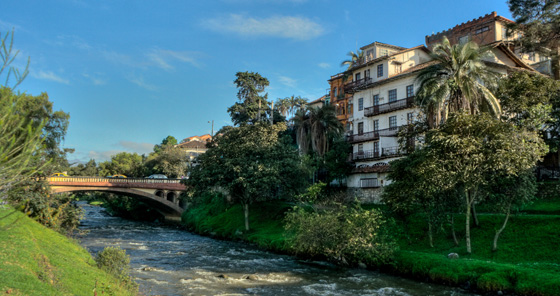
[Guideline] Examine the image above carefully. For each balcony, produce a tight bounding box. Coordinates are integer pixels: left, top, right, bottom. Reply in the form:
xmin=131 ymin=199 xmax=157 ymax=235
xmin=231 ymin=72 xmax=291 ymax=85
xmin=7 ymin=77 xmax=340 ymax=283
xmin=351 ymin=146 xmax=405 ymax=161
xmin=344 ymin=77 xmax=372 ymax=94
xmin=347 ymin=127 xmax=400 ymax=144
xmin=364 ymin=96 xmax=415 ymax=117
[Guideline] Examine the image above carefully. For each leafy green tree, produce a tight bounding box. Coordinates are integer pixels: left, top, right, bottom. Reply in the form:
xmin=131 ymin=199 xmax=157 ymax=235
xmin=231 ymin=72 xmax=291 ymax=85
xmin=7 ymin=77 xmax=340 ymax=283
xmin=144 ymin=145 xmax=188 ymax=178
xmin=423 ymin=113 xmax=546 ymax=254
xmin=68 ymin=159 xmax=99 ymax=176
xmin=187 ymin=122 xmax=307 ymax=231
xmin=98 ymin=152 xmax=144 ymax=177
xmin=415 ymin=37 xmax=501 ymax=128
xmin=227 ymin=71 xmax=270 ymax=125
xmin=508 ymin=0 xmax=560 ymax=79
xmin=293 ymin=104 xmax=343 ymax=157
xmin=153 ymin=135 xmax=178 ymax=153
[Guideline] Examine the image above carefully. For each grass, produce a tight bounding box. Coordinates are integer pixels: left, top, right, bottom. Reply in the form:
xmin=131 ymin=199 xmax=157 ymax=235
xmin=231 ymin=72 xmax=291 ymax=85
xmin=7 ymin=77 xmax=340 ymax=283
xmin=182 ymin=189 xmax=560 ymax=296
xmin=0 ymin=207 xmax=136 ymax=296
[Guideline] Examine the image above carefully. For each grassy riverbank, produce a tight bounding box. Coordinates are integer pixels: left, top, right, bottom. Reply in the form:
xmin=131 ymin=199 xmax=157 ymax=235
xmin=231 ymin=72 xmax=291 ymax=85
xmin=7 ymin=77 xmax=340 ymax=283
xmin=0 ymin=207 xmax=136 ymax=296
xmin=181 ymin=191 xmax=560 ymax=296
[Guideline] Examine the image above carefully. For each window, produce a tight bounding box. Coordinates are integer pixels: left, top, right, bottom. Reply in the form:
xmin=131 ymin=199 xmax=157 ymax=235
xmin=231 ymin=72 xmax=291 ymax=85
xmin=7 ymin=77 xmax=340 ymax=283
xmin=355 ymin=72 xmax=361 ymax=81
xmin=358 ymin=144 xmax=363 ymax=153
xmin=406 ymin=85 xmax=414 ymax=98
xmin=333 ymin=87 xmax=338 ymax=97
xmin=360 ymin=178 xmax=378 ymax=188
xmin=380 ymin=48 xmax=389 ymax=56
xmin=389 ymin=116 xmax=397 ymax=129
xmin=459 ymin=35 xmax=469 ymax=44
xmin=394 ymin=64 xmax=402 ymax=74
xmin=475 ymin=26 xmax=489 ymax=34
xmin=358 ymin=97 xmax=364 ymax=111
xmin=366 ymin=49 xmax=374 ymax=59
xmin=388 ymin=89 xmax=397 ymax=102
xmin=502 ymin=27 xmax=507 ymax=40
xmin=358 ymin=122 xmax=364 ymax=135
xmin=365 ymin=69 xmax=370 ymax=78
xmin=373 ymin=119 xmax=379 ymax=132
xmin=373 ymin=94 xmax=379 ymax=106
xmin=377 ymin=64 xmax=383 ymax=77
xmin=407 ymin=112 xmax=414 ymax=124
xmin=373 ymin=142 xmax=379 ymax=154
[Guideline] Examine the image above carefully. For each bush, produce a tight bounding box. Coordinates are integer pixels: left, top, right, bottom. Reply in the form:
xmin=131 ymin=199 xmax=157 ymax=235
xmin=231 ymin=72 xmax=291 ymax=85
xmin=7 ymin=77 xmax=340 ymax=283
xmin=285 ymin=204 xmax=397 ymax=265
xmin=95 ymin=246 xmax=137 ymax=292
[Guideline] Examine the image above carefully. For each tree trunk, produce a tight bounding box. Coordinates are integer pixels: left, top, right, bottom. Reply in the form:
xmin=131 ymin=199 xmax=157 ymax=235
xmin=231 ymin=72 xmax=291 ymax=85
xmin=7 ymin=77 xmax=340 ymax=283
xmin=244 ymin=203 xmax=250 ymax=231
xmin=465 ymin=190 xmax=472 ymax=254
xmin=492 ymin=206 xmax=511 ymax=252
xmin=471 ymin=203 xmax=480 ymax=228
xmin=450 ymin=214 xmax=459 ymax=246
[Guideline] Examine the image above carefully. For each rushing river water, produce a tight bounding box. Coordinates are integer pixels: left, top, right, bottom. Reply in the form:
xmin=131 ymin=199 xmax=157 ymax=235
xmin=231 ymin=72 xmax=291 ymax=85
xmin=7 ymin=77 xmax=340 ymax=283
xmin=77 ymin=203 xmax=477 ymax=296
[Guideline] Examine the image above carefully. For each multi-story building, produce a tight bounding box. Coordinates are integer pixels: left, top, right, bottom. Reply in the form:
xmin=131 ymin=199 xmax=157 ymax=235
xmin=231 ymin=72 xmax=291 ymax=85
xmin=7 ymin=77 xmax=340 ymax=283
xmin=343 ymin=39 xmax=536 ymax=201
xmin=425 ymin=11 xmax=552 ymax=77
xmin=328 ymin=73 xmax=353 ymax=132
xmin=176 ymin=134 xmax=212 ymax=163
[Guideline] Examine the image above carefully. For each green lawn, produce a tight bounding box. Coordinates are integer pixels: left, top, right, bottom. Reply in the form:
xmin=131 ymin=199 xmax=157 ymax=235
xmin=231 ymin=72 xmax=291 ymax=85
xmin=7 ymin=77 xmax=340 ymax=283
xmin=0 ymin=207 xmax=135 ymax=296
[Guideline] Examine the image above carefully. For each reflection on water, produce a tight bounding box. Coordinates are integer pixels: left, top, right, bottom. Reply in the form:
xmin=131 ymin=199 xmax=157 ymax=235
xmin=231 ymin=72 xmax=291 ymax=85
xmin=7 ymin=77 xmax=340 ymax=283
xmin=77 ymin=203 xmax=476 ymax=296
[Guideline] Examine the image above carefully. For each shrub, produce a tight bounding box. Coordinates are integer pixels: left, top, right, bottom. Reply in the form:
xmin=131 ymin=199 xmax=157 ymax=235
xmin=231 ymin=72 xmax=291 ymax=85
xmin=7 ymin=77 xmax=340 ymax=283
xmin=95 ymin=246 xmax=137 ymax=292
xmin=285 ymin=204 xmax=397 ymax=265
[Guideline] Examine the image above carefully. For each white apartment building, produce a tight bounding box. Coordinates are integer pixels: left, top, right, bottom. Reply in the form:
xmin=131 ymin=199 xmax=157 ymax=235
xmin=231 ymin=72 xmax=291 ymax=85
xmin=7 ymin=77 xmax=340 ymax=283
xmin=343 ymin=41 xmax=536 ymax=201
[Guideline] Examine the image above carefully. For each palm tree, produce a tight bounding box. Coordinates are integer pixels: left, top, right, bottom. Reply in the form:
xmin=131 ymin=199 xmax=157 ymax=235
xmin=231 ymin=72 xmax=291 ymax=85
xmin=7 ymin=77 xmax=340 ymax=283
xmin=415 ymin=37 xmax=501 ymax=128
xmin=340 ymin=50 xmax=364 ymax=70
xmin=275 ymin=97 xmax=291 ymax=117
xmin=293 ymin=104 xmax=343 ymax=157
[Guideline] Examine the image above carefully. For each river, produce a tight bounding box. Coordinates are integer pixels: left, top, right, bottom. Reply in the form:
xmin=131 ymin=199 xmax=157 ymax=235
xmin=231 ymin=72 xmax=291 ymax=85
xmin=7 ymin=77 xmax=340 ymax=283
xmin=77 ymin=203 xmax=477 ymax=296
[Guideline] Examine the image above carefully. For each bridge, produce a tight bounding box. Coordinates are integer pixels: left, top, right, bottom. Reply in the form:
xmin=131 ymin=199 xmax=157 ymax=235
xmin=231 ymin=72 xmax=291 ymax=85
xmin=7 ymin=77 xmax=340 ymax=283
xmin=47 ymin=176 xmax=187 ymax=221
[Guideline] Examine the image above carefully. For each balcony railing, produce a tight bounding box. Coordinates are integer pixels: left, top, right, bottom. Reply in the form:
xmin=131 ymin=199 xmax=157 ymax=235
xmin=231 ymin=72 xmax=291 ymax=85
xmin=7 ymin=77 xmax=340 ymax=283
xmin=364 ymin=96 xmax=415 ymax=117
xmin=347 ymin=127 xmax=400 ymax=143
xmin=351 ymin=146 xmax=405 ymax=161
xmin=344 ymin=77 xmax=372 ymax=94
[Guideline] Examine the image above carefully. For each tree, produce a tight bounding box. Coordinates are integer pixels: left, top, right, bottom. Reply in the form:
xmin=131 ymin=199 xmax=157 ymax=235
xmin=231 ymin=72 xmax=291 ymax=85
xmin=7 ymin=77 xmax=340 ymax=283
xmin=293 ymin=104 xmax=343 ymax=157
xmin=187 ymin=122 xmax=307 ymax=231
xmin=508 ymin=0 xmax=560 ymax=79
xmin=423 ymin=113 xmax=546 ymax=254
xmin=98 ymin=152 xmax=144 ymax=177
xmin=415 ymin=37 xmax=501 ymax=128
xmin=144 ymin=145 xmax=188 ymax=178
xmin=153 ymin=135 xmax=177 ymax=153
xmin=340 ymin=50 xmax=364 ymax=70
xmin=227 ymin=71 xmax=271 ymax=125
xmin=68 ymin=159 xmax=99 ymax=176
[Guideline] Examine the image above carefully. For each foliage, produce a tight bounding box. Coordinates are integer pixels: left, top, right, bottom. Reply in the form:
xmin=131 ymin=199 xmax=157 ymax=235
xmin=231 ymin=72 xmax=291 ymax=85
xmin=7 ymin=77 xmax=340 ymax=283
xmin=415 ymin=36 xmax=500 ymax=128
xmin=6 ymin=179 xmax=83 ymax=234
xmin=95 ymin=246 xmax=137 ymax=292
xmin=285 ymin=204 xmax=397 ymax=265
xmin=152 ymin=135 xmax=178 ymax=153
xmin=67 ymin=159 xmax=99 ymax=176
xmin=227 ymin=71 xmax=271 ymax=125
xmin=0 ymin=29 xmax=29 ymax=89
xmin=187 ymin=122 xmax=308 ymax=230
xmin=275 ymin=95 xmax=308 ymax=119
xmin=294 ymin=182 xmax=327 ymax=204
xmin=508 ymin=0 xmax=560 ymax=78
xmin=98 ymin=152 xmax=144 ymax=177
xmin=293 ymin=104 xmax=343 ymax=157
xmin=340 ymin=50 xmax=364 ymax=70
xmin=323 ymin=137 xmax=352 ymax=184
xmin=144 ymin=145 xmax=188 ymax=178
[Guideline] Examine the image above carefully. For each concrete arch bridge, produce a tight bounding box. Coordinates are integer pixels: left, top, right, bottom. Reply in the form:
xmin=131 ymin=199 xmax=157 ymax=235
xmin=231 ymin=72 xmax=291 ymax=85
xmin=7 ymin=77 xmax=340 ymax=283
xmin=47 ymin=176 xmax=187 ymax=221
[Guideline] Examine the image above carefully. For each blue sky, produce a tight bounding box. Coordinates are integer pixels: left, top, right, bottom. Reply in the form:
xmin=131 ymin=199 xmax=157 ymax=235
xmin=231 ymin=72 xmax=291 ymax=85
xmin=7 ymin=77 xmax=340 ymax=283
xmin=1 ymin=0 xmax=512 ymax=163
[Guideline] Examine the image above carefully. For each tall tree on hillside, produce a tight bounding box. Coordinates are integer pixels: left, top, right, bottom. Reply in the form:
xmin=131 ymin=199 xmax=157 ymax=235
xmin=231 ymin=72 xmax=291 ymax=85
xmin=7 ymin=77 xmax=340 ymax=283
xmin=340 ymin=50 xmax=364 ymax=70
xmin=415 ymin=37 xmax=501 ymax=128
xmin=187 ymin=122 xmax=307 ymax=231
xmin=508 ymin=0 xmax=560 ymax=79
xmin=292 ymin=104 xmax=343 ymax=157
xmin=227 ymin=71 xmax=271 ymax=125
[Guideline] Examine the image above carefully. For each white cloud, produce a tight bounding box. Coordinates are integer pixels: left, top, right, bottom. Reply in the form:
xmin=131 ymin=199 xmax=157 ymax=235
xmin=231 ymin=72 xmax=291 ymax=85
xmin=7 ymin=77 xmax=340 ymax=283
xmin=119 ymin=141 xmax=154 ymax=155
xmin=202 ymin=14 xmax=324 ymax=40
xmin=82 ymin=73 xmax=106 ymax=85
xmin=88 ymin=150 xmax=122 ymax=162
xmin=33 ymin=70 xmax=70 ymax=84
xmin=318 ymin=62 xmax=330 ymax=69
xmin=279 ymin=75 xmax=297 ymax=88
xmin=127 ymin=74 xmax=157 ymax=91
xmin=147 ymin=49 xmax=201 ymax=70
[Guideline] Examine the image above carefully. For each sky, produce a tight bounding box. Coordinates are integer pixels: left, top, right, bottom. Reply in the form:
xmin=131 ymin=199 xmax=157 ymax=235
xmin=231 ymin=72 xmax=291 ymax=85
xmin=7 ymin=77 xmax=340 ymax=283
xmin=1 ymin=0 xmax=514 ymax=164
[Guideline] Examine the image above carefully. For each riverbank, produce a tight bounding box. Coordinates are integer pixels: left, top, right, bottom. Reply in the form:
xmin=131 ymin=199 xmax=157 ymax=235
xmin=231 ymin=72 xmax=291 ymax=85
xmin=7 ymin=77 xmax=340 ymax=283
xmin=181 ymin=194 xmax=560 ymax=296
xmin=0 ymin=207 xmax=136 ymax=296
